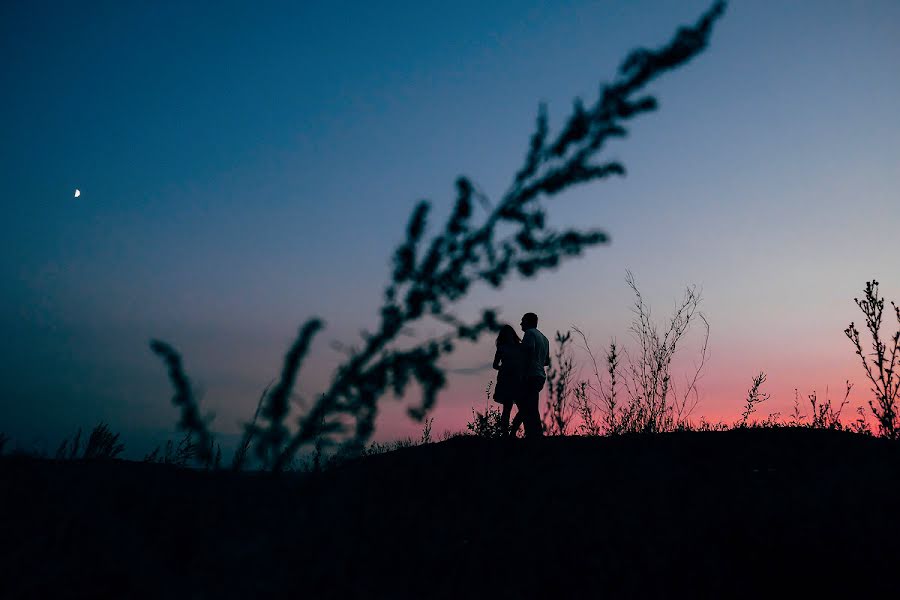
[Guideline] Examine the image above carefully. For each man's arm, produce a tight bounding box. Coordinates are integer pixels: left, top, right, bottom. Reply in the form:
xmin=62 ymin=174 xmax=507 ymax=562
xmin=522 ymin=330 xmax=536 ymax=367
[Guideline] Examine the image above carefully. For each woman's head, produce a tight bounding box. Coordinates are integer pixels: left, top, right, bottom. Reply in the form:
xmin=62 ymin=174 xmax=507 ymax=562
xmin=496 ymin=324 xmax=521 ymax=347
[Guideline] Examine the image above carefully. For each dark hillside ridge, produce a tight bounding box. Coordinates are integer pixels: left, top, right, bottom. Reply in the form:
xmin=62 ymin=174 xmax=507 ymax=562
xmin=3 ymin=428 xmax=899 ymax=598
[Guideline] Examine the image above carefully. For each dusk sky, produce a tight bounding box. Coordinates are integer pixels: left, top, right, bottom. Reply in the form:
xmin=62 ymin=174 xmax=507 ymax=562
xmin=2 ymin=0 xmax=899 ymax=455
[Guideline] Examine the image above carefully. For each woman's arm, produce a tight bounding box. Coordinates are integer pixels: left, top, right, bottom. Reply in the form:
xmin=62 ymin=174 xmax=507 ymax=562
xmin=493 ymin=348 xmax=502 ymax=370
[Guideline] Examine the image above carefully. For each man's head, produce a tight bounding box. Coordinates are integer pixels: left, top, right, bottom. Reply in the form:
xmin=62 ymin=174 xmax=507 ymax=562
xmin=520 ymin=312 xmax=539 ymax=331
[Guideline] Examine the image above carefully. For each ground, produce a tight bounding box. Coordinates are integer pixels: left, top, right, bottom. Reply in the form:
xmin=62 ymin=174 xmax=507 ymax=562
xmin=2 ymin=428 xmax=899 ymax=598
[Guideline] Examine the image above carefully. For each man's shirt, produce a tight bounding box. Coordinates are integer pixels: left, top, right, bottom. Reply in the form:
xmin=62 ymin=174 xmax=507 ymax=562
xmin=522 ymin=327 xmax=550 ymax=378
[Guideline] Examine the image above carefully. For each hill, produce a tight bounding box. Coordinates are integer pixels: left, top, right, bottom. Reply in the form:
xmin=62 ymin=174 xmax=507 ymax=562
xmin=2 ymin=428 xmax=899 ymax=598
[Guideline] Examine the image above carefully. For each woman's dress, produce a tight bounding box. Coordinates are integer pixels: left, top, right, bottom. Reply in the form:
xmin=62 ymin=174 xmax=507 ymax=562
xmin=493 ymin=343 xmax=524 ymax=405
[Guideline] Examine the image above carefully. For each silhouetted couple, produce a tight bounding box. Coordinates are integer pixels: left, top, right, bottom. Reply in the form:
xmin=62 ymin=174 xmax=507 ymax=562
xmin=492 ymin=312 xmax=550 ymax=439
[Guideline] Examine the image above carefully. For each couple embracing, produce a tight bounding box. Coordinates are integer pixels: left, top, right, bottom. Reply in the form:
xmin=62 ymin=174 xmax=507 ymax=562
xmin=492 ymin=312 xmax=550 ymax=439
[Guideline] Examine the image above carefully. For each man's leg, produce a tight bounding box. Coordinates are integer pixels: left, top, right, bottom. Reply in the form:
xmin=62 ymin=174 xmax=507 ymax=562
xmin=510 ymin=409 xmax=524 ymax=438
xmin=524 ymin=376 xmax=545 ymax=438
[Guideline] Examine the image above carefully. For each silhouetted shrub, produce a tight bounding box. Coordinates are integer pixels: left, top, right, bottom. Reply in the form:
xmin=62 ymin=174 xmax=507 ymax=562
xmin=739 ymin=372 xmax=771 ymax=427
xmin=150 ymin=2 xmax=727 ymax=469
xmin=467 ymin=382 xmax=505 ymax=439
xmin=849 ymin=406 xmax=873 ymax=436
xmin=806 ymin=384 xmax=851 ymax=430
xmin=619 ymin=271 xmax=709 ymax=432
xmin=467 ymin=406 xmax=504 ymax=439
xmin=572 ymin=330 xmax=620 ymax=435
xmin=845 ymin=280 xmax=900 ymax=438
xmin=544 ymin=331 xmax=576 ymax=435
xmin=0 ymin=432 xmax=8 ymax=456
xmin=573 ymin=273 xmax=708 ymax=434
xmin=574 ymin=381 xmax=602 ymax=436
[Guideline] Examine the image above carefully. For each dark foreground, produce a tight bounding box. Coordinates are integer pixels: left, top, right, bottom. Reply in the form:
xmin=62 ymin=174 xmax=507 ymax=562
xmin=2 ymin=428 xmax=899 ymax=598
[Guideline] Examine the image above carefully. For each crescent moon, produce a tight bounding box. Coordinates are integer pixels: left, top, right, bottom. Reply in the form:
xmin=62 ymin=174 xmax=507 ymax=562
xmin=74 ymin=189 xmax=81 ymax=198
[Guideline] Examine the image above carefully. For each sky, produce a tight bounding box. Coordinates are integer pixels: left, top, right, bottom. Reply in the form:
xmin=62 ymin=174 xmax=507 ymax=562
xmin=2 ymin=0 xmax=899 ymax=456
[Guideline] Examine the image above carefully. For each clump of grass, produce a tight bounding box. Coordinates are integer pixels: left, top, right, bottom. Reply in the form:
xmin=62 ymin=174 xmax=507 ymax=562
xmin=363 ymin=438 xmax=417 ymax=457
xmin=83 ymin=423 xmax=125 ymax=460
xmin=420 ymin=417 xmax=434 ymax=444
xmin=56 ymin=428 xmax=81 ymax=460
xmin=144 ymin=432 xmax=201 ymax=467
xmin=56 ymin=423 xmax=124 ymax=461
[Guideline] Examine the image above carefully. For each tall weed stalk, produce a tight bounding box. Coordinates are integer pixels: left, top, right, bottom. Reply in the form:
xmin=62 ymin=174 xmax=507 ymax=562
xmin=150 ymin=3 xmax=727 ymax=469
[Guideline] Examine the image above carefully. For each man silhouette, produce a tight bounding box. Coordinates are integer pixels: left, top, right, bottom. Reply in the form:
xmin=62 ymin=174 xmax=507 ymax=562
xmin=519 ymin=312 xmax=549 ymax=438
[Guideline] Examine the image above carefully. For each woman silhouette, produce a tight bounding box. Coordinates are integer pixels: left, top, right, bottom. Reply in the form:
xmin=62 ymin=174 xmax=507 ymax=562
xmin=492 ymin=324 xmax=525 ymax=437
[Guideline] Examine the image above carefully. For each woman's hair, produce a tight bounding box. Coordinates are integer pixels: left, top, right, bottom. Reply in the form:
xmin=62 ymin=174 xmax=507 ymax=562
xmin=496 ymin=324 xmax=521 ymax=347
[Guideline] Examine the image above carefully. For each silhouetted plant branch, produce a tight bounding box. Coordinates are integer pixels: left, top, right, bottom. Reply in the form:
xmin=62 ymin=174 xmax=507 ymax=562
xmin=150 ymin=1 xmax=726 ymax=469
xmin=55 ymin=428 xmax=81 ymax=460
xmin=149 ymin=340 xmax=216 ymax=464
xmin=420 ymin=417 xmax=434 ymax=444
xmin=231 ymin=380 xmax=274 ymax=471
xmin=739 ymin=372 xmax=770 ymax=427
xmin=250 ymin=321 xmax=324 ymax=467
xmin=572 ymin=328 xmax=621 ymax=434
xmin=845 ymin=280 xmax=900 ymax=438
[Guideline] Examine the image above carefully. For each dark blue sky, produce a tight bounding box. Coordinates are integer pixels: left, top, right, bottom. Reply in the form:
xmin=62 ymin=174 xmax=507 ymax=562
xmin=2 ymin=1 xmax=899 ymax=454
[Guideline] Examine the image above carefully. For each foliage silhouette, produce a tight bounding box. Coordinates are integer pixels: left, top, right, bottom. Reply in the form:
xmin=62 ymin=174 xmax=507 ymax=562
xmin=845 ymin=280 xmax=900 ymax=438
xmin=572 ymin=329 xmax=620 ymax=435
xmin=55 ymin=423 xmax=124 ymax=461
xmin=82 ymin=422 xmax=125 ymax=460
xmin=572 ymin=273 xmax=708 ymax=434
xmin=543 ymin=330 xmax=576 ymax=435
xmin=150 ymin=1 xmax=727 ymax=470
xmin=620 ymin=271 xmax=709 ymax=432
xmin=806 ymin=384 xmax=852 ymax=430
xmin=420 ymin=417 xmax=434 ymax=444
xmin=739 ymin=372 xmax=770 ymax=427
xmin=143 ymin=431 xmax=223 ymax=468
xmin=467 ymin=381 xmax=505 ymax=439
xmin=55 ymin=427 xmax=81 ymax=459
xmin=149 ymin=340 xmax=217 ymax=464
xmin=231 ymin=381 xmax=273 ymax=471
